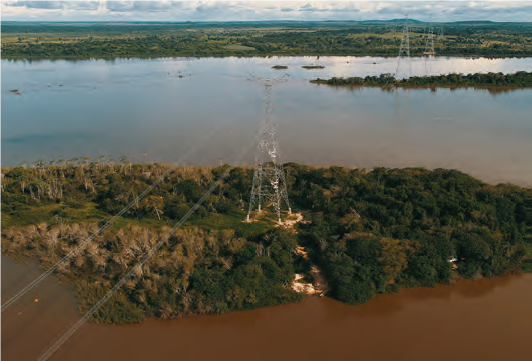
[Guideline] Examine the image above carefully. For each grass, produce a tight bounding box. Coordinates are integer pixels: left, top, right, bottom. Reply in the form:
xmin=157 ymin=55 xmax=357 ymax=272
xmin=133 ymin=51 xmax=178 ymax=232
xmin=108 ymin=216 xmax=175 ymax=232
xmin=1 ymin=201 xmax=110 ymax=229
xmin=64 ymin=201 xmax=109 ymax=222
xmin=222 ymin=44 xmax=256 ymax=51
xmin=2 ymin=203 xmax=64 ymax=229
xmin=1 ymin=214 xmax=12 ymax=228
xmin=193 ymin=211 xmax=274 ymax=239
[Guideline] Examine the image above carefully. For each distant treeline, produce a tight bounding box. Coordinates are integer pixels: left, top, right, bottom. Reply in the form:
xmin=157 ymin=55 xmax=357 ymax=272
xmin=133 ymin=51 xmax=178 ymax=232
xmin=1 ymin=161 xmax=530 ymax=323
xmin=311 ymin=71 xmax=532 ymax=88
xmin=2 ymin=21 xmax=531 ymax=59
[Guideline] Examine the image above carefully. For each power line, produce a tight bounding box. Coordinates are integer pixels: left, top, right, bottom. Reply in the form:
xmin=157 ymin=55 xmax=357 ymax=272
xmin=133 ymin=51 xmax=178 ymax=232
xmin=37 ymin=169 xmax=229 ymax=360
xmin=37 ymin=74 xmax=277 ymax=360
xmin=37 ymin=137 xmax=258 ymax=361
xmin=1 ymin=128 xmax=220 ymax=312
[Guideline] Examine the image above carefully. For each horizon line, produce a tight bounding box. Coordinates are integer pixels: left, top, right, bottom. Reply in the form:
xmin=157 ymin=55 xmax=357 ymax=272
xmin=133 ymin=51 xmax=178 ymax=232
xmin=2 ymin=19 xmax=531 ymax=24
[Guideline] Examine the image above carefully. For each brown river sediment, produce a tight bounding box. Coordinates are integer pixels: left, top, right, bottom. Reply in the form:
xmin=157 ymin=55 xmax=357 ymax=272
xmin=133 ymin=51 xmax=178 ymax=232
xmin=2 ymin=255 xmax=531 ymax=361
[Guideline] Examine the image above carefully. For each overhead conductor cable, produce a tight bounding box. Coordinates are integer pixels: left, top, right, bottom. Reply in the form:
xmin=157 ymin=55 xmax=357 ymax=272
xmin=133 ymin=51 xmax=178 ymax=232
xmin=39 ymin=74 xmax=279 ymax=360
xmin=38 ymin=136 xmax=260 ymax=361
xmin=1 ymin=127 xmax=220 ymax=312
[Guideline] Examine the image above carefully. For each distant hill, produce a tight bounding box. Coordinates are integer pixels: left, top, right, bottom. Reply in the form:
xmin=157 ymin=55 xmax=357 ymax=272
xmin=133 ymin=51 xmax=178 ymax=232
xmin=3 ymin=19 xmax=531 ymax=27
xmin=358 ymin=19 xmax=425 ymax=24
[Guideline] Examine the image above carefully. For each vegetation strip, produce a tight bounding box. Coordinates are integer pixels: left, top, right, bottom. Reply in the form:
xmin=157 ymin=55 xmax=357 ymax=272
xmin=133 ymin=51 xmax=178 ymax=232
xmin=2 ymin=21 xmax=531 ymax=59
xmin=310 ymin=71 xmax=532 ymax=88
xmin=2 ymin=161 xmax=529 ymax=325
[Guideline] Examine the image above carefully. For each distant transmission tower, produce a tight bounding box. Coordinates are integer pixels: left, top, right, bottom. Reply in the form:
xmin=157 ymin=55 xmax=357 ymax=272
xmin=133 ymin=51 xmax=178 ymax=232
xmin=396 ymin=16 xmax=411 ymax=77
xmin=423 ymin=20 xmax=435 ymax=73
xmin=424 ymin=27 xmax=435 ymax=57
xmin=247 ymin=75 xmax=291 ymax=224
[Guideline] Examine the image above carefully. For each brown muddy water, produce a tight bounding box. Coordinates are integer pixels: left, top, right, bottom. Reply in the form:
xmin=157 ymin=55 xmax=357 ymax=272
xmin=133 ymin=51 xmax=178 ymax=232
xmin=2 ymin=255 xmax=531 ymax=361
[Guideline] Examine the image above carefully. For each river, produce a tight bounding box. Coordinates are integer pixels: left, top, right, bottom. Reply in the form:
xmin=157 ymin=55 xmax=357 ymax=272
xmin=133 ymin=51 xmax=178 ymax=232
xmin=2 ymin=55 xmax=531 ymax=359
xmin=2 ymin=255 xmax=531 ymax=361
xmin=2 ymin=56 xmax=532 ymax=186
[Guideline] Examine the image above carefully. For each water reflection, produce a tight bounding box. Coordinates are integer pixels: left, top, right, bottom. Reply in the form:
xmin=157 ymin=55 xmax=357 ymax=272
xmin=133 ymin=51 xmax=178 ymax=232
xmin=322 ymin=84 xmax=525 ymax=96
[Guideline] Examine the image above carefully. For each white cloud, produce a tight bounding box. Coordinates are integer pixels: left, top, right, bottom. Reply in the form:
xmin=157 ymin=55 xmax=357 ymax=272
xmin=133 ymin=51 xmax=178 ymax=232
xmin=1 ymin=1 xmax=531 ymax=22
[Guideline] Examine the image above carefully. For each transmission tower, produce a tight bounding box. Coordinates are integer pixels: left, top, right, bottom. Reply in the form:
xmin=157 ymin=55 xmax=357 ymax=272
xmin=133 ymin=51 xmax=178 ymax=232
xmin=437 ymin=27 xmax=444 ymax=40
xmin=247 ymin=75 xmax=291 ymax=225
xmin=423 ymin=23 xmax=435 ymax=74
xmin=424 ymin=26 xmax=435 ymax=57
xmin=396 ymin=16 xmax=411 ymax=77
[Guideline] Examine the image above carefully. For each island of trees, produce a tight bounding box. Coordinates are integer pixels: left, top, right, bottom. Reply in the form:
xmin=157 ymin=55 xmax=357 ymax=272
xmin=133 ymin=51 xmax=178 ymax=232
xmin=2 ymin=20 xmax=531 ymax=60
xmin=1 ymin=159 xmax=530 ymax=324
xmin=310 ymin=71 xmax=532 ymax=89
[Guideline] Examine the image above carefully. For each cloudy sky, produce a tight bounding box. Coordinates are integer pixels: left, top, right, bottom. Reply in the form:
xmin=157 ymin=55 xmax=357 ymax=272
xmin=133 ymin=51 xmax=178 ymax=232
xmin=1 ymin=0 xmax=531 ymax=22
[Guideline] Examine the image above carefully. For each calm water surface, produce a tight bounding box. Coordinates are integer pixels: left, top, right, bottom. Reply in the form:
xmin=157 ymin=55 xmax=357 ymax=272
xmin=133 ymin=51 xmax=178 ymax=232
xmin=2 ymin=56 xmax=532 ymax=186
xmin=2 ymin=256 xmax=531 ymax=361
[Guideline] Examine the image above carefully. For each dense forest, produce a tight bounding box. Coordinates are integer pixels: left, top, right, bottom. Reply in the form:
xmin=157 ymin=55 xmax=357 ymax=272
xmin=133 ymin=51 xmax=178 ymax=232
xmin=311 ymin=71 xmax=532 ymax=88
xmin=2 ymin=20 xmax=532 ymax=59
xmin=1 ymin=160 xmax=530 ymax=323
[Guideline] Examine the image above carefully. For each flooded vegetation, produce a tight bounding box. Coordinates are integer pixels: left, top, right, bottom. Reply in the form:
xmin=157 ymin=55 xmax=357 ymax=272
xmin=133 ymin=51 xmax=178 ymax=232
xmin=311 ymin=70 xmax=532 ymax=88
xmin=302 ymin=65 xmax=326 ymax=69
xmin=1 ymin=162 xmax=529 ymax=325
xmin=67 ymin=273 xmax=532 ymax=361
xmin=3 ymin=254 xmax=531 ymax=361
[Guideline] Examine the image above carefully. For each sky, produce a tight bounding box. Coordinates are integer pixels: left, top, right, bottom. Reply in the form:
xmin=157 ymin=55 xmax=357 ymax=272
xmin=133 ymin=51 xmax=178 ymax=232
xmin=1 ymin=0 xmax=531 ymax=22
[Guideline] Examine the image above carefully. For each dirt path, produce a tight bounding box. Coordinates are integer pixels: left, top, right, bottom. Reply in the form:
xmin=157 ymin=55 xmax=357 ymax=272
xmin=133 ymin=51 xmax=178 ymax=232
xmin=293 ymin=245 xmax=328 ymax=295
xmin=247 ymin=211 xmax=328 ymax=296
xmin=278 ymin=212 xmax=307 ymax=229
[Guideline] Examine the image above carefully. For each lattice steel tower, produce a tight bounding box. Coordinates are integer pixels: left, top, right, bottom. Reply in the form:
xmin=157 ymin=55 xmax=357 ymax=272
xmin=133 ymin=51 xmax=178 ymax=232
xmin=247 ymin=75 xmax=291 ymax=224
xmin=424 ymin=26 xmax=435 ymax=57
xmin=396 ymin=16 xmax=411 ymax=76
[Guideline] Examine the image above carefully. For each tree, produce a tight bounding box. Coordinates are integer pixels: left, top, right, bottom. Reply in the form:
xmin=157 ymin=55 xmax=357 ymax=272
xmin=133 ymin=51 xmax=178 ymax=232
xmin=143 ymin=195 xmax=165 ymax=220
xmin=378 ymin=237 xmax=414 ymax=285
